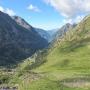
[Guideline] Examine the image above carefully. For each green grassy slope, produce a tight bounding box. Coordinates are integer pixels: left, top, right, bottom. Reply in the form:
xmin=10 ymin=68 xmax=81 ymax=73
xmin=1 ymin=16 xmax=90 ymax=90
xmin=25 ymin=16 xmax=90 ymax=90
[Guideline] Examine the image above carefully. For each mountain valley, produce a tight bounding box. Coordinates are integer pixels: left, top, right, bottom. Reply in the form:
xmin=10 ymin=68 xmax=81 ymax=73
xmin=0 ymin=11 xmax=90 ymax=90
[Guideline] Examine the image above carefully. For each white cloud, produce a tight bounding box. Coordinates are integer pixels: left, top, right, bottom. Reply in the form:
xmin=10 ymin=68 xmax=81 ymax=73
xmin=44 ymin=0 xmax=90 ymax=18
xmin=0 ymin=6 xmax=4 ymax=12
xmin=5 ymin=8 xmax=16 ymax=16
xmin=0 ymin=6 xmax=16 ymax=16
xmin=27 ymin=4 xmax=41 ymax=12
xmin=63 ymin=15 xmax=84 ymax=24
xmin=63 ymin=19 xmax=73 ymax=24
xmin=75 ymin=15 xmax=84 ymax=23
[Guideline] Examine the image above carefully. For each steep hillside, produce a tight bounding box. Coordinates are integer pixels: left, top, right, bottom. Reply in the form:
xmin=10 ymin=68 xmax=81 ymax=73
xmin=48 ymin=29 xmax=59 ymax=41
xmin=0 ymin=12 xmax=48 ymax=67
xmin=35 ymin=28 xmax=51 ymax=42
xmin=16 ymin=15 xmax=90 ymax=90
xmin=12 ymin=16 xmax=33 ymax=30
xmin=54 ymin=23 xmax=76 ymax=40
xmin=13 ymin=16 xmax=53 ymax=42
xmin=0 ymin=13 xmax=90 ymax=90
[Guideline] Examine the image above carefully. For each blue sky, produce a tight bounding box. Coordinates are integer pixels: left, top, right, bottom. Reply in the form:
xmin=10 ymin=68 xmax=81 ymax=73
xmin=0 ymin=0 xmax=90 ymax=30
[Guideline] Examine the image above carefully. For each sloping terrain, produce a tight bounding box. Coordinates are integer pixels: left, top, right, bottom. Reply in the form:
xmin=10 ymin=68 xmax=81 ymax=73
xmin=14 ymin=15 xmax=90 ymax=90
xmin=0 ymin=12 xmax=48 ymax=67
xmin=13 ymin=16 xmax=53 ymax=42
xmin=54 ymin=23 xmax=76 ymax=40
xmin=35 ymin=28 xmax=51 ymax=42
xmin=0 ymin=14 xmax=90 ymax=90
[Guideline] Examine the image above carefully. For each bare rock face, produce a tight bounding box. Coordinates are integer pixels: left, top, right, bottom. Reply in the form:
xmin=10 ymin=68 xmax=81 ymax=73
xmin=0 ymin=11 xmax=48 ymax=67
xmin=54 ymin=23 xmax=76 ymax=39
xmin=12 ymin=16 xmax=32 ymax=30
xmin=13 ymin=16 xmax=52 ymax=42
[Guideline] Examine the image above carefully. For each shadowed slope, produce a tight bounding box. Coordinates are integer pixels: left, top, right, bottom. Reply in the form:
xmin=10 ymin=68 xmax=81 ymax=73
xmin=0 ymin=11 xmax=48 ymax=67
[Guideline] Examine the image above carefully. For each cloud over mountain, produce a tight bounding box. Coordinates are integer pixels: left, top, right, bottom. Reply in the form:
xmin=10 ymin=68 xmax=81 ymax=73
xmin=0 ymin=6 xmax=16 ymax=16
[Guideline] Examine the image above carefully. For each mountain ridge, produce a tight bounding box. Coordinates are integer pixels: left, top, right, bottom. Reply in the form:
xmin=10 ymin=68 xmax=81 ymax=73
xmin=0 ymin=11 xmax=48 ymax=67
xmin=22 ymin=15 xmax=90 ymax=90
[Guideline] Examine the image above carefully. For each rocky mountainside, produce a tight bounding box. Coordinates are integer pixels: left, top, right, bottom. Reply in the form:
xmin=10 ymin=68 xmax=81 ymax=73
xmin=18 ymin=15 xmax=90 ymax=90
xmin=0 ymin=12 xmax=90 ymax=90
xmin=0 ymin=11 xmax=48 ymax=67
xmin=54 ymin=23 xmax=76 ymax=40
xmin=35 ymin=28 xmax=59 ymax=42
xmin=35 ymin=28 xmax=51 ymax=42
xmin=13 ymin=16 xmax=53 ymax=42
xmin=47 ymin=29 xmax=59 ymax=42
xmin=12 ymin=16 xmax=33 ymax=30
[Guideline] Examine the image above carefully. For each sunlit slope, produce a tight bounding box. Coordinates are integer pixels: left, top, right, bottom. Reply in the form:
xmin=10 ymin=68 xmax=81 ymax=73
xmin=17 ymin=16 xmax=90 ymax=90
xmin=24 ymin=16 xmax=90 ymax=90
xmin=34 ymin=16 xmax=90 ymax=72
